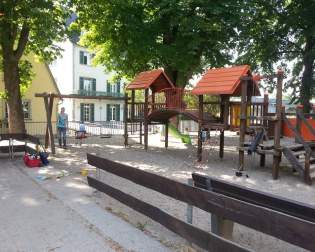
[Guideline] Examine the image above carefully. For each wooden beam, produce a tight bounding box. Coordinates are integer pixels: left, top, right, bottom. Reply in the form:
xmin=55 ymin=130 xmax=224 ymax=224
xmin=272 ymin=71 xmax=284 ymax=179
xmin=197 ymin=95 xmax=203 ymax=161
xmin=88 ymin=176 xmax=250 ymax=252
xmin=87 ymin=154 xmax=315 ymax=251
xmin=238 ymin=79 xmax=247 ymax=170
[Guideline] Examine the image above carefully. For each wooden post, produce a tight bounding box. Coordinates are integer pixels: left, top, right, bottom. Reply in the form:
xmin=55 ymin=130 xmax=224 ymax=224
xmin=219 ymin=130 xmax=224 ymax=158
xmin=295 ymin=106 xmax=302 ymax=143
xmin=207 ymin=179 xmax=234 ymax=239
xmin=152 ymin=91 xmax=155 ymax=111
xmin=44 ymin=95 xmax=55 ymax=154
xmin=45 ymin=95 xmax=55 ymax=149
xmin=272 ymin=70 xmax=284 ymax=180
xmin=139 ymin=122 xmax=143 ymax=144
xmin=131 ymin=90 xmax=135 ymax=121
xmin=263 ymin=93 xmax=269 ymax=129
xmin=186 ymin=178 xmax=193 ymax=224
xmin=144 ymin=88 xmax=149 ymax=151
xmin=197 ymin=95 xmax=203 ymax=162
xmin=124 ymin=93 xmax=128 ymax=147
xmin=165 ymin=121 xmax=169 ymax=149
xmin=238 ymin=79 xmax=248 ymax=171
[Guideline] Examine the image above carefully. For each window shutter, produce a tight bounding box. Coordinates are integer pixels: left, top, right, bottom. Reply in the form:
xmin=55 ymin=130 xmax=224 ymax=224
xmin=80 ymin=104 xmax=84 ymax=122
xmin=106 ymin=81 xmax=111 ymax=94
xmin=79 ymin=77 xmax=84 ymax=90
xmin=80 ymin=51 xmax=84 ymax=64
xmin=106 ymin=104 xmax=111 ymax=121
xmin=116 ymin=81 xmax=120 ymax=95
xmin=116 ymin=104 xmax=120 ymax=121
xmin=90 ymin=104 xmax=95 ymax=122
xmin=92 ymin=79 xmax=96 ymax=92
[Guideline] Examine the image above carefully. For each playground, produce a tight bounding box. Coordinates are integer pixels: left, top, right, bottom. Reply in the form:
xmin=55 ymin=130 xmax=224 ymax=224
xmin=23 ymin=64 xmax=315 ymax=251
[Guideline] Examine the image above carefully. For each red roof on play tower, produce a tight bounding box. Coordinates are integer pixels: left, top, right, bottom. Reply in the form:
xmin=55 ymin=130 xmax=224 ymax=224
xmin=192 ymin=65 xmax=260 ymax=96
xmin=126 ymin=69 xmax=174 ymax=92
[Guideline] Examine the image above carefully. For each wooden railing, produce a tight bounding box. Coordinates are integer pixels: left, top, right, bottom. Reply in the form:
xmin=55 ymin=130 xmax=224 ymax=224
xmin=87 ymin=154 xmax=315 ymax=251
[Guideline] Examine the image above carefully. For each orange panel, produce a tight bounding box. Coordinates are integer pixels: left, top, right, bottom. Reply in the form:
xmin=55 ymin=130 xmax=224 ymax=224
xmin=282 ymin=118 xmax=315 ymax=141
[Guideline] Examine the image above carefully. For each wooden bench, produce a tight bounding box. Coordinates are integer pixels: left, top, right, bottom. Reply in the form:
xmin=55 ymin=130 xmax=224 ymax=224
xmin=0 ymin=133 xmax=40 ymax=159
xmin=192 ymin=172 xmax=315 ymax=247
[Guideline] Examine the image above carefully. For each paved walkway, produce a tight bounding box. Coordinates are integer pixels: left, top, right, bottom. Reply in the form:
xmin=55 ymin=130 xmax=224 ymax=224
xmin=0 ymin=158 xmax=171 ymax=252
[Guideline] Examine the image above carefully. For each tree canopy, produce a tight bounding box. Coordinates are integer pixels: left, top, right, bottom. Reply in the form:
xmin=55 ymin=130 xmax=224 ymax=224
xmin=237 ymin=0 xmax=315 ymax=112
xmin=0 ymin=0 xmax=71 ymax=133
xmin=75 ymin=0 xmax=243 ymax=87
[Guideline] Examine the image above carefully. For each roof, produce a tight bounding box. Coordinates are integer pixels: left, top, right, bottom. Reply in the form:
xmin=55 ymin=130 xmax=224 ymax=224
xmin=126 ymin=69 xmax=175 ymax=92
xmin=192 ymin=65 xmax=260 ymax=96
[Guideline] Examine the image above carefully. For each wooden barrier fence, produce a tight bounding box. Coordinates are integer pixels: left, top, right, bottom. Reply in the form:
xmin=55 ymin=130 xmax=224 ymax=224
xmin=87 ymin=154 xmax=315 ymax=251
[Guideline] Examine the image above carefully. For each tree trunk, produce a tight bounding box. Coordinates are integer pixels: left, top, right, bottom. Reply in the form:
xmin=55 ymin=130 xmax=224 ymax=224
xmin=300 ymin=37 xmax=315 ymax=113
xmin=3 ymin=56 xmax=26 ymax=133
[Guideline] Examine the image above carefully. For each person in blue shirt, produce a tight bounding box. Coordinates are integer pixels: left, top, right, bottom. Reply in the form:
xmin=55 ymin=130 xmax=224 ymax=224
xmin=57 ymin=107 xmax=68 ymax=148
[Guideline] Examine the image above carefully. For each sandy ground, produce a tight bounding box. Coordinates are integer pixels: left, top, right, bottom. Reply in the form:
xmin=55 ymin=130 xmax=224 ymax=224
xmin=41 ymin=131 xmax=315 ymax=252
xmin=3 ymin=131 xmax=314 ymax=251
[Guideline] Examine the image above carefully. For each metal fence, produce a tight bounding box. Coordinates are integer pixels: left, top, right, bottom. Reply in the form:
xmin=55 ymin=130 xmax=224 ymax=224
xmin=0 ymin=120 xmax=125 ymax=136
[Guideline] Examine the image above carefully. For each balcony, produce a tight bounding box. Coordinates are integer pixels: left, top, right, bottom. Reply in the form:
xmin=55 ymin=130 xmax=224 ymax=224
xmin=76 ymin=90 xmax=124 ymax=98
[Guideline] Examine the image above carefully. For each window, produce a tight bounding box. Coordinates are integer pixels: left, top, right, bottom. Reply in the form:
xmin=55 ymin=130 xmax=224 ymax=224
xmin=22 ymin=100 xmax=31 ymax=119
xmin=106 ymin=81 xmax=121 ymax=96
xmin=110 ymin=105 xmax=116 ymax=121
xmin=79 ymin=77 xmax=96 ymax=94
xmin=80 ymin=51 xmax=94 ymax=65
xmin=106 ymin=104 xmax=120 ymax=121
xmin=80 ymin=51 xmax=88 ymax=65
xmin=80 ymin=103 xmax=95 ymax=122
xmin=5 ymin=100 xmax=31 ymax=119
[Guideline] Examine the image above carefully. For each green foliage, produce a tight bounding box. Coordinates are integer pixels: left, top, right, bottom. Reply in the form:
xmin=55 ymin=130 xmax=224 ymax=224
xmin=74 ymin=0 xmax=244 ymax=86
xmin=237 ymin=0 xmax=315 ymax=109
xmin=0 ymin=0 xmax=71 ymax=62
xmin=18 ymin=60 xmax=35 ymax=96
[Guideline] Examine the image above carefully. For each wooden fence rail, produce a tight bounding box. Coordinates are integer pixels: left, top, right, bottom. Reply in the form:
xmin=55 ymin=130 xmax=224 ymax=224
xmin=87 ymin=154 xmax=315 ymax=251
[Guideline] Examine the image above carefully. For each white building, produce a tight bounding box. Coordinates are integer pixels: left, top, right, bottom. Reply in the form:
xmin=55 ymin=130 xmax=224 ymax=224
xmin=49 ymin=40 xmax=125 ymax=123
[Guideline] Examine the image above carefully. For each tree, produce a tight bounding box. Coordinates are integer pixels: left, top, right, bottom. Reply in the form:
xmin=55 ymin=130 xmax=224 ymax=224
xmin=0 ymin=1 xmax=70 ymax=133
xmin=74 ymin=0 xmax=243 ymax=87
xmin=237 ymin=0 xmax=315 ymax=112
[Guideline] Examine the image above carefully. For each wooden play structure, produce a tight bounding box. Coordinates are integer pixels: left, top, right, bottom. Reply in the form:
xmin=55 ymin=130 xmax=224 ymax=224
xmin=124 ymin=66 xmax=262 ymax=159
xmin=124 ymin=65 xmax=315 ymax=184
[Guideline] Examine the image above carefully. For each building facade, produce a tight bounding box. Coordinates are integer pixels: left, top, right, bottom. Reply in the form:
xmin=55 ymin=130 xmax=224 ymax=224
xmin=0 ymin=54 xmax=60 ymax=134
xmin=49 ymin=41 xmax=125 ymax=123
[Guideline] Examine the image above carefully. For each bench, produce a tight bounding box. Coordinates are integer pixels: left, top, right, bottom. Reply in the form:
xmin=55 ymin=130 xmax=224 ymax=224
xmin=192 ymin=172 xmax=315 ymax=248
xmin=0 ymin=133 xmax=40 ymax=159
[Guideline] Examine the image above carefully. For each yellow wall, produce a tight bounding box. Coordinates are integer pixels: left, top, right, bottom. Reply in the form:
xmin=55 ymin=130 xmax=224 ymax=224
xmin=0 ymin=55 xmax=60 ymax=134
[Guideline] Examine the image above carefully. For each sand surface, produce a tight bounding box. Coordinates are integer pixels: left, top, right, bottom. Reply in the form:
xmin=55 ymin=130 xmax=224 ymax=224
xmin=47 ymin=131 xmax=314 ymax=251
